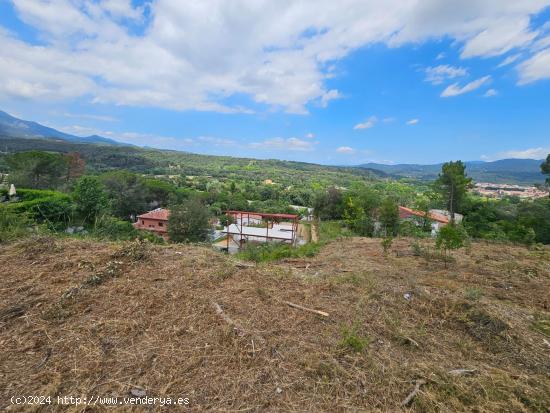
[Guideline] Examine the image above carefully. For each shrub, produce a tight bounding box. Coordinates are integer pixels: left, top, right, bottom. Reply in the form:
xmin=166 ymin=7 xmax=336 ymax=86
xmin=340 ymin=324 xmax=369 ymax=352
xmin=436 ymin=223 xmax=468 ymax=268
xmin=381 ymin=236 xmax=393 ymax=255
xmin=72 ymin=176 xmax=108 ymax=224
xmin=93 ymin=215 xmax=139 ymax=240
xmin=237 ymin=241 xmax=322 ymax=263
xmin=465 ymin=287 xmax=484 ymax=301
xmin=6 ymin=191 xmax=73 ymax=231
xmin=0 ymin=208 xmax=32 ymax=243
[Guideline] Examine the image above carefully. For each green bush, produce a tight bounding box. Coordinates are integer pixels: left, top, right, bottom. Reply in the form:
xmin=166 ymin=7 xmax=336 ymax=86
xmin=0 ymin=208 xmax=33 ymax=243
xmin=16 ymin=188 xmax=64 ymax=201
xmin=237 ymin=241 xmax=322 ymax=263
xmin=93 ymin=215 xmax=139 ymax=240
xmin=340 ymin=324 xmax=369 ymax=352
xmin=6 ymin=191 xmax=73 ymax=230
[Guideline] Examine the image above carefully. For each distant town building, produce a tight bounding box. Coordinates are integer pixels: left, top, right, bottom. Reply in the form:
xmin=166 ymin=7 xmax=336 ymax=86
xmin=263 ymin=179 xmax=274 ymax=185
xmin=133 ymin=208 xmax=170 ymax=240
xmin=472 ymin=182 xmax=549 ymax=199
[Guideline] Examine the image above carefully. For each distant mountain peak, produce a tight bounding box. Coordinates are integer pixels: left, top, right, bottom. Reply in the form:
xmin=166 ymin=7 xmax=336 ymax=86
xmin=0 ymin=110 xmax=122 ymax=146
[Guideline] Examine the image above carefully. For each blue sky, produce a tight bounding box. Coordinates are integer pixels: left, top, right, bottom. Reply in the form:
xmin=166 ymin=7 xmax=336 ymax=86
xmin=1 ymin=1 xmax=549 ymax=165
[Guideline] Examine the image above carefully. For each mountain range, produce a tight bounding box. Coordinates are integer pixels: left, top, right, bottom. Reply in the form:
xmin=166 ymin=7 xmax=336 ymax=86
xmin=0 ymin=110 xmax=121 ymax=145
xmin=359 ymin=160 xmax=546 ymax=184
xmin=0 ymin=109 xmax=545 ymax=184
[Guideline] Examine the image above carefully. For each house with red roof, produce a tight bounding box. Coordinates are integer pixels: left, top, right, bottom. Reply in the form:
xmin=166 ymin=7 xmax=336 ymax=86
xmin=133 ymin=208 xmax=170 ymax=240
xmin=398 ymin=206 xmax=462 ymax=236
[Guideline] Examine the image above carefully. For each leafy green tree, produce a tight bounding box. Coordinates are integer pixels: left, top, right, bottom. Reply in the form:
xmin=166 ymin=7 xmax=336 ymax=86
xmin=6 ymin=151 xmax=68 ymax=189
xmin=436 ymin=224 xmax=468 ymax=268
xmin=168 ymin=198 xmax=211 ymax=242
xmin=517 ymin=197 xmax=550 ymax=244
xmin=434 ymin=161 xmax=472 ymax=220
xmin=313 ymin=187 xmax=344 ymax=220
xmin=143 ymin=178 xmax=176 ymax=207
xmin=100 ymin=170 xmax=149 ymax=219
xmin=343 ymin=196 xmax=374 ymax=236
xmin=541 ymin=154 xmax=550 ymax=187
xmin=379 ymin=197 xmax=399 ymax=236
xmin=72 ymin=176 xmax=108 ymax=224
xmin=413 ymin=197 xmax=433 ymax=232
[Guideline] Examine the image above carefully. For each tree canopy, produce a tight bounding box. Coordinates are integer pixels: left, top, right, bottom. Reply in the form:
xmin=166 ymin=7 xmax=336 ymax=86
xmin=541 ymin=154 xmax=550 ymax=186
xmin=6 ymin=151 xmax=68 ymax=189
xmin=434 ymin=161 xmax=472 ymax=220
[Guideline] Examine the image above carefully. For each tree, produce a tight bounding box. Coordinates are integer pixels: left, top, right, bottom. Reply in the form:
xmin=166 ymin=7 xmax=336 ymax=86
xmin=436 ymin=224 xmax=468 ymax=268
xmin=72 ymin=176 xmax=108 ymax=224
xmin=6 ymin=151 xmax=68 ymax=189
xmin=413 ymin=197 xmax=433 ymax=233
xmin=143 ymin=178 xmax=176 ymax=208
xmin=343 ymin=196 xmax=371 ymax=236
xmin=313 ymin=187 xmax=344 ymax=220
xmin=65 ymin=152 xmax=86 ymax=182
xmin=100 ymin=170 xmax=149 ymax=219
xmin=434 ymin=161 xmax=472 ymax=221
xmin=168 ymin=198 xmax=211 ymax=242
xmin=379 ymin=197 xmax=399 ymax=236
xmin=541 ymin=154 xmax=550 ymax=188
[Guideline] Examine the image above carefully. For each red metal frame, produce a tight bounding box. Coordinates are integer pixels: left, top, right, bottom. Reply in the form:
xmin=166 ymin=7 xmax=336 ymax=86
xmin=224 ymin=210 xmax=299 ymax=250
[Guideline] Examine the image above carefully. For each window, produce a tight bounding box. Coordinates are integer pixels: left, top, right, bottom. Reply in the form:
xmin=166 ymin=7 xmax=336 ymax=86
xmin=141 ymin=220 xmax=144 ymax=225
xmin=158 ymin=222 xmax=163 ymax=227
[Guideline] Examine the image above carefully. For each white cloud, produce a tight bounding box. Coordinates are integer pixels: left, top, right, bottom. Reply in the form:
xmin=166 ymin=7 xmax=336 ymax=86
xmin=196 ymin=136 xmax=237 ymax=146
xmin=336 ymin=146 xmax=355 ymax=154
xmin=482 ymin=147 xmax=550 ymax=160
xmin=305 ymin=132 xmax=315 ymax=139
xmin=354 ymin=116 xmax=377 ymax=130
xmin=460 ymin=16 xmax=538 ymax=58
xmin=424 ymin=65 xmax=467 ymax=84
xmin=497 ymin=53 xmax=522 ymax=67
xmin=250 ymin=137 xmax=315 ymax=151
xmin=382 ymin=117 xmax=395 ymax=123
xmin=406 ymin=118 xmax=419 ymax=125
xmin=518 ymin=47 xmax=550 ymax=84
xmin=484 ymin=88 xmax=498 ymax=97
xmin=436 ymin=52 xmax=446 ymax=60
xmin=320 ymin=89 xmax=342 ymax=107
xmin=441 ymin=75 xmax=491 ymax=97
xmin=62 ymin=112 xmax=118 ymax=122
xmin=1 ymin=1 xmax=549 ymax=113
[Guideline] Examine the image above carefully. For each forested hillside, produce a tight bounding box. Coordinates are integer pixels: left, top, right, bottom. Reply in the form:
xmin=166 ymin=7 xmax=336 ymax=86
xmin=0 ymin=136 xmax=385 ymax=188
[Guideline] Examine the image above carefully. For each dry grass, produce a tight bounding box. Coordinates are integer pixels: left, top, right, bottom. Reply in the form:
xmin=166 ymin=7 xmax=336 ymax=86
xmin=0 ymin=236 xmax=549 ymax=412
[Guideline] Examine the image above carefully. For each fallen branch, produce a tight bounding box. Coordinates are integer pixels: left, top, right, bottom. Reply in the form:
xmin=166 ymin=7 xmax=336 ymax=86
xmin=212 ymin=301 xmax=245 ymax=334
xmin=234 ymin=262 xmax=255 ymax=269
xmin=283 ymin=301 xmax=329 ymax=317
xmin=448 ymin=368 xmax=477 ymax=377
xmin=211 ymin=301 xmax=264 ymax=344
xmin=401 ymin=379 xmax=426 ymax=407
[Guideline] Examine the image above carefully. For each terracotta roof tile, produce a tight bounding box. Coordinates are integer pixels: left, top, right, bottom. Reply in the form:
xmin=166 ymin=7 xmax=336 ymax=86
xmin=137 ymin=208 xmax=170 ymax=220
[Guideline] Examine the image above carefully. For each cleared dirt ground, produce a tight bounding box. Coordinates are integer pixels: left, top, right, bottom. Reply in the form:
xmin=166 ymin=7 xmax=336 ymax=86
xmin=1 ymin=236 xmax=549 ymax=412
